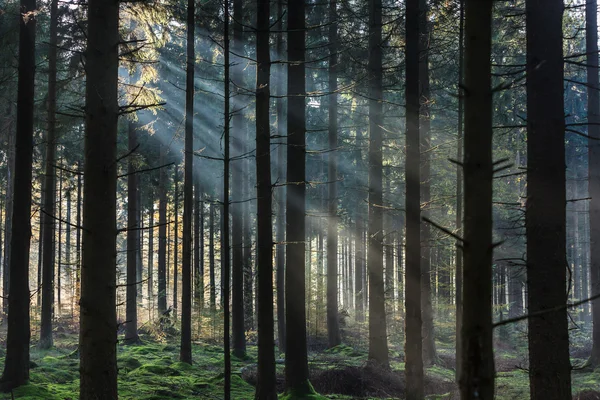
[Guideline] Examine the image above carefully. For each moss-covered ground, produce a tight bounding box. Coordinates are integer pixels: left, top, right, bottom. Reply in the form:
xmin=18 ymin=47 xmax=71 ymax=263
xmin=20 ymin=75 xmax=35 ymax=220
xmin=0 ymin=327 xmax=599 ymax=399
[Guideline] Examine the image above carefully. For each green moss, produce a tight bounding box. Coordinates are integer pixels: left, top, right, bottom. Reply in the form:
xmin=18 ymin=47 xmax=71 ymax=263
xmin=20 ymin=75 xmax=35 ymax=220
xmin=130 ymin=363 xmax=182 ymax=376
xmin=10 ymin=384 xmax=59 ymax=400
xmin=118 ymin=356 xmax=142 ymax=371
xmin=280 ymin=381 xmax=328 ymax=400
xmin=171 ymin=361 xmax=194 ymax=371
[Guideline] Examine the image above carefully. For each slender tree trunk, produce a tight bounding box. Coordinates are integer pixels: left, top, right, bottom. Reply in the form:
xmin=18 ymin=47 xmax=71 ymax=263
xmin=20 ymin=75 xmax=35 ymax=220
xmin=275 ymin=0 xmax=286 ymax=353
xmin=180 ymin=0 xmax=194 ymax=366
xmin=148 ymin=205 xmax=154 ymax=319
xmin=173 ymin=169 xmax=179 ymax=320
xmin=405 ymin=0 xmax=423 ymax=395
xmin=2 ymin=110 xmax=15 ymax=315
xmin=254 ymin=0 xmax=276 ymax=397
xmin=194 ymin=183 xmax=203 ymax=311
xmin=367 ymin=0 xmax=389 ymax=368
xmin=525 ymin=1 xmax=572 ymax=398
xmin=231 ymin=0 xmax=247 ymax=359
xmin=0 ymin=0 xmax=35 ymax=388
xmin=243 ymin=132 xmax=254 ymax=331
xmin=285 ymin=0 xmax=313 ymax=394
xmin=126 ymin=120 xmax=140 ymax=344
xmin=39 ymin=0 xmax=58 ymax=350
xmin=327 ymin=0 xmax=341 ymax=349
xmin=459 ymin=0 xmax=494 ymax=398
xmin=587 ymin=0 xmax=600 ymax=367
xmin=355 ymin=214 xmax=364 ymax=322
xmin=222 ymin=1 xmax=232 ymax=394
xmin=158 ymin=146 xmax=168 ymax=315
xmin=209 ymin=201 xmax=216 ymax=312
xmin=75 ymin=162 xmax=82 ymax=305
xmin=79 ymin=0 xmax=119 ymax=394
xmin=419 ymin=0 xmax=436 ymax=366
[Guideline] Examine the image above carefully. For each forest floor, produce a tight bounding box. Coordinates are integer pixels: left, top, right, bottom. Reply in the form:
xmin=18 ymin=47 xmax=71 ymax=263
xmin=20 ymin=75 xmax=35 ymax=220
xmin=0 ymin=320 xmax=600 ymax=399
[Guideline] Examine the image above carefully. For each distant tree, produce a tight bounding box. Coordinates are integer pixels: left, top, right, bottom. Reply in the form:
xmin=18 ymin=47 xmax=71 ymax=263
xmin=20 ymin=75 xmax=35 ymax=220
xmin=525 ymin=0 xmax=572 ymax=398
xmin=459 ymin=0 xmax=494 ymax=398
xmin=78 ymin=0 xmax=119 ymax=396
xmin=0 ymin=0 xmax=36 ymax=389
xmin=158 ymin=145 xmax=168 ymax=315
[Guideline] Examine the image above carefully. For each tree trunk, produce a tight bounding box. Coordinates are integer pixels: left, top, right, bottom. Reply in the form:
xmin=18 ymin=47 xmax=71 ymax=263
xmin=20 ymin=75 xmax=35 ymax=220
xmin=173 ymin=169 xmax=179 ymax=320
xmin=405 ymin=0 xmax=423 ymax=395
xmin=285 ymin=0 xmax=313 ymax=394
xmin=525 ymin=1 xmax=572 ymax=398
xmin=0 ymin=0 xmax=35 ymax=388
xmin=459 ymin=0 xmax=494 ymax=398
xmin=254 ymin=0 xmax=276 ymax=397
xmin=148 ymin=205 xmax=154 ymax=320
xmin=78 ymin=0 xmax=119 ymax=395
xmin=587 ymin=0 xmax=600 ymax=367
xmin=209 ymin=201 xmax=216 ymax=313
xmin=194 ymin=182 xmax=203 ymax=312
xmin=327 ymin=0 xmax=341 ymax=349
xmin=275 ymin=0 xmax=286 ymax=353
xmin=158 ymin=146 xmax=168 ymax=315
xmin=355 ymin=214 xmax=364 ymax=322
xmin=367 ymin=0 xmax=389 ymax=369
xmin=2 ymin=107 xmax=15 ymax=315
xmin=231 ymin=0 xmax=247 ymax=359
xmin=419 ymin=0 xmax=436 ymax=367
xmin=39 ymin=0 xmax=58 ymax=350
xmin=126 ymin=120 xmax=140 ymax=344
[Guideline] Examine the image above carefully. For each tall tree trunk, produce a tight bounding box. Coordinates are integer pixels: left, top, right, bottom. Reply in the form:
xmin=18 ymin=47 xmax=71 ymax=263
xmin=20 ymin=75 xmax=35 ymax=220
xmin=194 ymin=182 xmax=203 ymax=311
xmin=405 ymin=0 xmax=423 ymax=395
xmin=180 ymin=0 xmax=194 ymax=365
xmin=148 ymin=205 xmax=155 ymax=319
xmin=525 ymin=1 xmax=572 ymax=398
xmin=173 ymin=169 xmax=179 ymax=320
xmin=587 ymin=0 xmax=600 ymax=368
xmin=355 ymin=214 xmax=364 ymax=322
xmin=459 ymin=0 xmax=494 ymax=398
xmin=419 ymin=0 xmax=436 ymax=367
xmin=275 ymin=0 xmax=286 ymax=353
xmin=243 ymin=129 xmax=254 ymax=331
xmin=39 ymin=0 xmax=58 ymax=350
xmin=158 ymin=146 xmax=168 ymax=315
xmin=254 ymin=0 xmax=276 ymax=397
xmin=209 ymin=201 xmax=216 ymax=312
xmin=0 ymin=0 xmax=35 ymax=388
xmin=222 ymin=1 xmax=232 ymax=395
xmin=368 ymin=0 xmax=389 ymax=368
xmin=75 ymin=162 xmax=82 ymax=305
xmin=79 ymin=0 xmax=119 ymax=395
xmin=231 ymin=0 xmax=247 ymax=359
xmin=2 ymin=109 xmax=15 ymax=315
xmin=126 ymin=120 xmax=140 ymax=344
xmin=327 ymin=0 xmax=341 ymax=349
xmin=285 ymin=0 xmax=313 ymax=394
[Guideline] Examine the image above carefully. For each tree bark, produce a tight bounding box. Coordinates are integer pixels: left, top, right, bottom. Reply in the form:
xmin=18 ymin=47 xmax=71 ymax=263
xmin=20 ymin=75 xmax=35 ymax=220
xmin=587 ymin=0 xmax=600 ymax=368
xmin=405 ymin=0 xmax=423 ymax=395
xmin=525 ymin=1 xmax=572 ymax=398
xmin=231 ymin=0 xmax=247 ymax=359
xmin=158 ymin=146 xmax=168 ymax=315
xmin=459 ymin=0 xmax=494 ymax=398
xmin=39 ymin=0 xmax=58 ymax=350
xmin=254 ymin=0 xmax=277 ymax=397
xmin=327 ymin=0 xmax=341 ymax=349
xmin=78 ymin=0 xmax=119 ymax=395
xmin=125 ymin=120 xmax=140 ymax=344
xmin=0 ymin=0 xmax=35 ymax=388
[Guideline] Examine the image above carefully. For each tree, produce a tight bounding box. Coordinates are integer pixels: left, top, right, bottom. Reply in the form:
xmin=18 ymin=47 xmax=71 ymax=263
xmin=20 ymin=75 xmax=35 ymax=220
xmin=405 ymin=0 xmax=423 ymax=395
xmin=0 ymin=0 xmax=36 ymax=389
xmin=459 ymin=0 xmax=494 ymax=398
xmin=158 ymin=145 xmax=168 ymax=315
xmin=39 ymin=0 xmax=59 ymax=351
xmin=125 ymin=120 xmax=140 ymax=344
xmin=284 ymin=0 xmax=315 ymax=395
xmin=526 ymin=0 xmax=572 ymax=398
xmin=79 ymin=0 xmax=119 ymax=396
xmin=254 ymin=0 xmax=277 ymax=398
xmin=419 ymin=0 xmax=436 ymax=368
xmin=586 ymin=0 xmax=600 ymax=368
xmin=367 ymin=0 xmax=389 ymax=368
xmin=180 ymin=0 xmax=194 ymax=364
xmin=326 ymin=0 xmax=341 ymax=349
